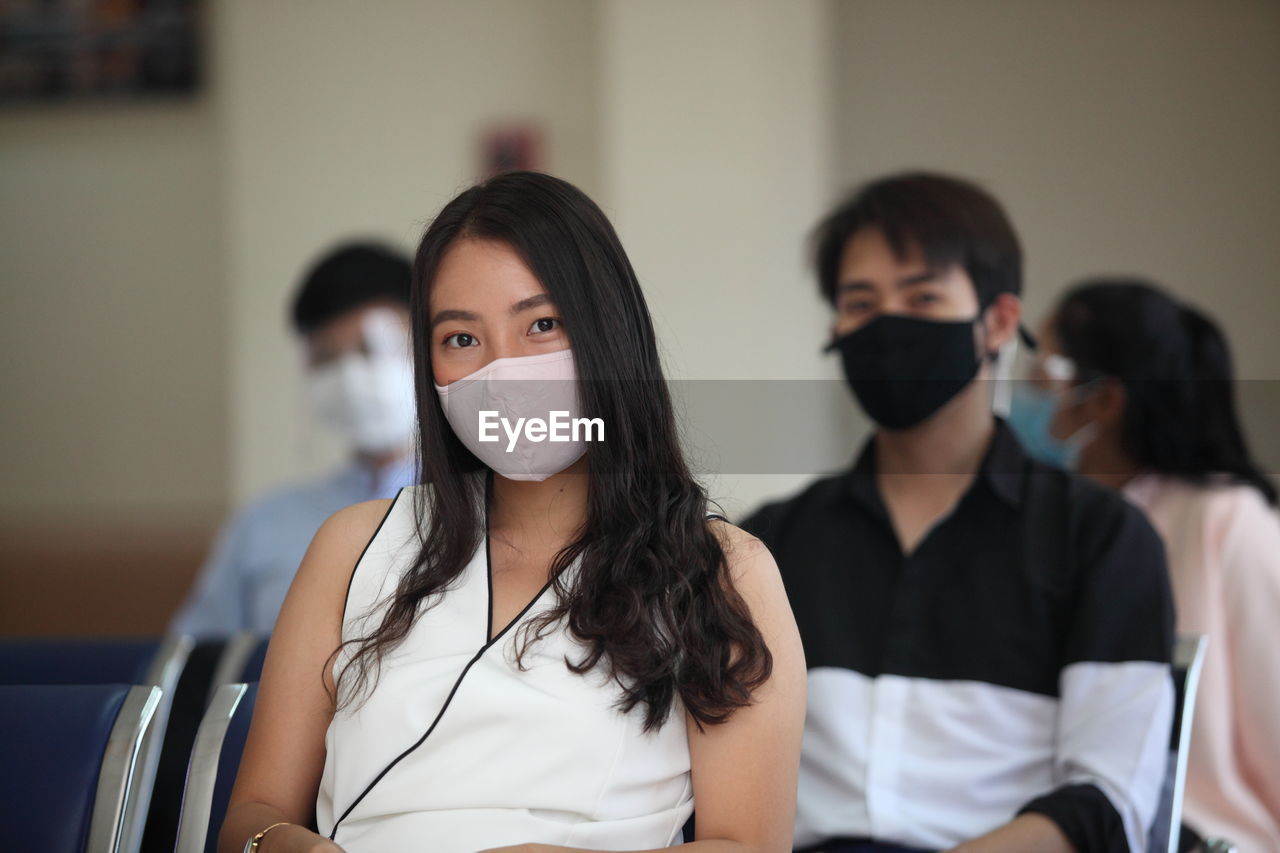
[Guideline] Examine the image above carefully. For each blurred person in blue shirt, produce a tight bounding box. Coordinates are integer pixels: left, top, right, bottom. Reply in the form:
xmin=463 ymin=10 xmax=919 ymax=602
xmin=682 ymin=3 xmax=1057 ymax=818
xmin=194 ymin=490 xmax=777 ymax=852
xmin=171 ymin=243 xmax=417 ymax=637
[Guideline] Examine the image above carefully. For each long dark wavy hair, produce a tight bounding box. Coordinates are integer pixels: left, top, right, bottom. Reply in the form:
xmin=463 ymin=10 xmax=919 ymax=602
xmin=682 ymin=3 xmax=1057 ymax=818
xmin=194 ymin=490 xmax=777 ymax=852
xmin=331 ymin=171 xmax=772 ymax=731
xmin=1053 ymin=277 xmax=1276 ymax=504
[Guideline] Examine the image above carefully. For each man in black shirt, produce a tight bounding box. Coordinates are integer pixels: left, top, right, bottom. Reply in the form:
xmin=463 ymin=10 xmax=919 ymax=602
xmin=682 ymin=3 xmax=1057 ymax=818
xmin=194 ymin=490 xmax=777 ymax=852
xmin=742 ymin=173 xmax=1174 ymax=853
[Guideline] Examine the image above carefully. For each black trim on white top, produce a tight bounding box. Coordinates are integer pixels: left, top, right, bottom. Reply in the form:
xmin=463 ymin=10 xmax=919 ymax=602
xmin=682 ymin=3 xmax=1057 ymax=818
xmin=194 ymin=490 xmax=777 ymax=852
xmin=328 ymin=479 xmax=556 ymax=842
xmin=339 ymin=486 xmax=406 ymax=625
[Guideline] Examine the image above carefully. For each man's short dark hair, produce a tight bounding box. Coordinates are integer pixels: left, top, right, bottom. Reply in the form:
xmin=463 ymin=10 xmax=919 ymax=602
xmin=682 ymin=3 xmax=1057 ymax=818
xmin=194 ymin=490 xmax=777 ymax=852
xmin=813 ymin=171 xmax=1022 ymax=307
xmin=290 ymin=242 xmax=412 ymax=334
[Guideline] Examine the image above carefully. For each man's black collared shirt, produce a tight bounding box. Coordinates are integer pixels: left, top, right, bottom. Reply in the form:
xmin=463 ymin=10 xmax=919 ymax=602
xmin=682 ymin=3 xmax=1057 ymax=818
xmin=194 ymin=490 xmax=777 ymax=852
xmin=742 ymin=420 xmax=1175 ymax=853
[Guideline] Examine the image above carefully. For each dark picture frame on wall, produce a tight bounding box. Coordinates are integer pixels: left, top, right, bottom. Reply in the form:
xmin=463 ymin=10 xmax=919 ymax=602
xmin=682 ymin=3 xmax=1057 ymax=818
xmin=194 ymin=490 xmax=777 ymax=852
xmin=0 ymin=0 xmax=200 ymax=103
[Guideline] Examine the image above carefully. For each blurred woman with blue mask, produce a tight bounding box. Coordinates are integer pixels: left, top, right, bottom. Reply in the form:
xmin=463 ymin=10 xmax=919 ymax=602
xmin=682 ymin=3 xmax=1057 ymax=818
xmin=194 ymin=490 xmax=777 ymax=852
xmin=1014 ymin=278 xmax=1280 ymax=851
xmin=1007 ymin=350 xmax=1099 ymax=470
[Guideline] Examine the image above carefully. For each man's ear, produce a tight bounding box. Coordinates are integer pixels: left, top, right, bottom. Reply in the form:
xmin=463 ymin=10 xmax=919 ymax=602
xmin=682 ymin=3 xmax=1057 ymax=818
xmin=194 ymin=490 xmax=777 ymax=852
xmin=981 ymin=292 xmax=1022 ymax=354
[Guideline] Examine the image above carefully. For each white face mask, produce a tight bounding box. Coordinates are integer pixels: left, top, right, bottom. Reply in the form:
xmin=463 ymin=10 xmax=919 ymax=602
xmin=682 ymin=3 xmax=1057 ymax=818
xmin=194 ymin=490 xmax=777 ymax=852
xmin=307 ymin=351 xmax=417 ymax=454
xmin=305 ymin=309 xmax=417 ymax=455
xmin=434 ymin=349 xmax=588 ymax=482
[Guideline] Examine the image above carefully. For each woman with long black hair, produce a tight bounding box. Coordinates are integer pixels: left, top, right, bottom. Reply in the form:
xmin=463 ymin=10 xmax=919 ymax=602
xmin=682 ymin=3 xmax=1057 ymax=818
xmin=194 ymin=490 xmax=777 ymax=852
xmin=1015 ymin=277 xmax=1280 ymax=851
xmin=219 ymin=172 xmax=806 ymax=853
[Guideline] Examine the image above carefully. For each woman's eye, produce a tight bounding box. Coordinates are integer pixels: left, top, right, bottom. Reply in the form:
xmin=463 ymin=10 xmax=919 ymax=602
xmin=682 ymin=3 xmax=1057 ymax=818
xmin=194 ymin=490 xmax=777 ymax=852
xmin=443 ymin=332 xmax=477 ymax=349
xmin=529 ymin=317 xmax=560 ymax=334
xmin=841 ymin=300 xmax=872 ymax=315
xmin=913 ymin=292 xmax=940 ymax=307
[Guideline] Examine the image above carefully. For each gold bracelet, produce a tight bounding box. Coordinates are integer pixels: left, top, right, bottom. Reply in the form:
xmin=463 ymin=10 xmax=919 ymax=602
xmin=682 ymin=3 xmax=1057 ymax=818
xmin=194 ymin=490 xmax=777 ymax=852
xmin=245 ymin=821 xmax=293 ymax=853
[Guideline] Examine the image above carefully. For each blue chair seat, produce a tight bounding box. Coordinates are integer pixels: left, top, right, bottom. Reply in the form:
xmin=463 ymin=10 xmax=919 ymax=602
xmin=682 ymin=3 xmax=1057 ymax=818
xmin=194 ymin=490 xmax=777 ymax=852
xmin=0 ymin=683 xmax=161 ymax=853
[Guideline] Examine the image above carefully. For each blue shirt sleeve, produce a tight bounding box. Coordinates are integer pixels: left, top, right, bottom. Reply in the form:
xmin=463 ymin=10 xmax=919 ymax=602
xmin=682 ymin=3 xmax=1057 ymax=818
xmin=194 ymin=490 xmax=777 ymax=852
xmin=169 ymin=509 xmax=253 ymax=638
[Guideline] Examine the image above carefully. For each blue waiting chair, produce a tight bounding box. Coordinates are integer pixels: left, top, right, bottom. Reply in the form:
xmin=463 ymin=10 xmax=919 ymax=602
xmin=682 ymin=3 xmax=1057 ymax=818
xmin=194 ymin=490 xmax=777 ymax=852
xmin=175 ymin=682 xmax=259 ymax=853
xmin=142 ymin=637 xmax=232 ymax=852
xmin=0 ymin=635 xmax=193 ymax=853
xmin=0 ymin=683 xmax=162 ymax=853
xmin=208 ymin=633 xmax=269 ymax=702
xmin=0 ymin=637 xmax=159 ymax=686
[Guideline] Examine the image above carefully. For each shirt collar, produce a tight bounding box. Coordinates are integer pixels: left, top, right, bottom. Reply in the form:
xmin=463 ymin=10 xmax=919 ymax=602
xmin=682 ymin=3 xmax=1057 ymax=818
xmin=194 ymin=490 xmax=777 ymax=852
xmin=982 ymin=419 xmax=1027 ymax=507
xmin=374 ymin=455 xmax=418 ymax=497
xmin=845 ymin=434 xmax=884 ymax=517
xmin=844 ymin=417 xmax=1027 ymax=510
xmin=333 ymin=455 xmax=417 ymax=499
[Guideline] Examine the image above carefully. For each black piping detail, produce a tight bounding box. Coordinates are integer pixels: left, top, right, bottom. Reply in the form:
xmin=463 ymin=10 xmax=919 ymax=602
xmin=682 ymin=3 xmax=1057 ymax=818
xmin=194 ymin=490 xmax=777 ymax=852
xmin=481 ymin=469 xmax=559 ymax=645
xmin=339 ymin=487 xmax=406 ymax=625
xmin=328 ymin=477 xmax=557 ymax=841
xmin=484 ymin=471 xmax=495 ymax=643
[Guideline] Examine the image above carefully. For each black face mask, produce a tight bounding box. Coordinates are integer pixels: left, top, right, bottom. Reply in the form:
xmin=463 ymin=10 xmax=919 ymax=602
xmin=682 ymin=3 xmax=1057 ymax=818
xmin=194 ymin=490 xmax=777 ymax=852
xmin=827 ymin=313 xmax=986 ymax=430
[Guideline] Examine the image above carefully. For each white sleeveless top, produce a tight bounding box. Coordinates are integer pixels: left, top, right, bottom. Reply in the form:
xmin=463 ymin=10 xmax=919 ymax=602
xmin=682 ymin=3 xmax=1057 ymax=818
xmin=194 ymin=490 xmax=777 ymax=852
xmin=316 ymin=487 xmax=694 ymax=852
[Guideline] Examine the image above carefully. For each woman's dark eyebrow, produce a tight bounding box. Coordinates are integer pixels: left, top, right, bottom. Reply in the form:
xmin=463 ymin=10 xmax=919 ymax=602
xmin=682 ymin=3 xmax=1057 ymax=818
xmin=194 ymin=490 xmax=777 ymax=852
xmin=430 ymin=308 xmax=479 ymax=329
xmin=510 ymin=293 xmax=553 ymax=314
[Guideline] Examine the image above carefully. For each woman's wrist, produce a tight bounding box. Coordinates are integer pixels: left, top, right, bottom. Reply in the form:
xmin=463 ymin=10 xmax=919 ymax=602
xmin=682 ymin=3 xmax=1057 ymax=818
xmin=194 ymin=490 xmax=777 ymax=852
xmin=251 ymin=821 xmax=337 ymax=853
xmin=244 ymin=820 xmax=291 ymax=853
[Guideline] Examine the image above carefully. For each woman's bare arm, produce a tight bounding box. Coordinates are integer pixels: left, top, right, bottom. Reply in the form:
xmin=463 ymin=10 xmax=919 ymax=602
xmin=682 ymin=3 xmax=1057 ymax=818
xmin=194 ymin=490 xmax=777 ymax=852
xmin=483 ymin=522 xmax=807 ymax=853
xmin=481 ymin=524 xmax=806 ymax=853
xmin=681 ymin=522 xmax=807 ymax=853
xmin=218 ymin=499 xmax=393 ymax=853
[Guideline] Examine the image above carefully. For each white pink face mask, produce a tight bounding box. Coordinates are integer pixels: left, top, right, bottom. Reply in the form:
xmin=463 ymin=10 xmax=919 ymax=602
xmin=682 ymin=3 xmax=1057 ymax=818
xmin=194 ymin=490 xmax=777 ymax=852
xmin=305 ymin=309 xmax=416 ymax=454
xmin=434 ymin=348 xmax=596 ymax=482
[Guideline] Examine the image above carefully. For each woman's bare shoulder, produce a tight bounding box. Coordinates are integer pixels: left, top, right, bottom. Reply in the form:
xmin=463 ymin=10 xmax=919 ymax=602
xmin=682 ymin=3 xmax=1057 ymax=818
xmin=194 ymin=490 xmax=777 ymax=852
xmin=706 ymin=517 xmax=775 ymax=583
xmin=295 ymin=498 xmax=399 ymax=589
xmin=706 ymin=516 xmax=768 ymax=553
xmin=325 ymin=497 xmax=398 ymax=542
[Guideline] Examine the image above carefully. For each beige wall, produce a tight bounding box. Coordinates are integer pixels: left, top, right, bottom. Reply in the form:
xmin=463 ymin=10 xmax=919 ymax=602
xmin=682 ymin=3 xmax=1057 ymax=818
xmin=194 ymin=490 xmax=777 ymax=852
xmin=831 ymin=0 xmax=1280 ymax=468
xmin=597 ymin=0 xmax=845 ymax=516
xmin=216 ymin=0 xmax=601 ymax=501
xmin=219 ymin=0 xmax=846 ymax=515
xmin=0 ymin=103 xmax=226 ymax=516
xmin=2 ymin=0 xmax=1277 ymax=525
xmin=599 ymin=0 xmax=835 ymax=381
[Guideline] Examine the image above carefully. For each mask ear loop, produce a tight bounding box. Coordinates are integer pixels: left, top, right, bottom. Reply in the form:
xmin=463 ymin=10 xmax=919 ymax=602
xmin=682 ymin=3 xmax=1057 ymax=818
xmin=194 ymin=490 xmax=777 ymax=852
xmin=974 ymin=294 xmax=1033 ymax=361
xmin=972 ymin=275 xmax=1034 ymax=412
xmin=980 ymin=292 xmax=1036 ymax=416
xmin=1052 ymin=377 xmax=1105 ymax=463
xmin=988 ymin=321 xmax=1030 ymax=418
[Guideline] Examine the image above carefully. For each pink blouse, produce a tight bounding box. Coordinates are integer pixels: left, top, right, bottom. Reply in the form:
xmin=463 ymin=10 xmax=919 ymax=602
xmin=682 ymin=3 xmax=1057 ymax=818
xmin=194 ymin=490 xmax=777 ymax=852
xmin=1124 ymin=475 xmax=1280 ymax=852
